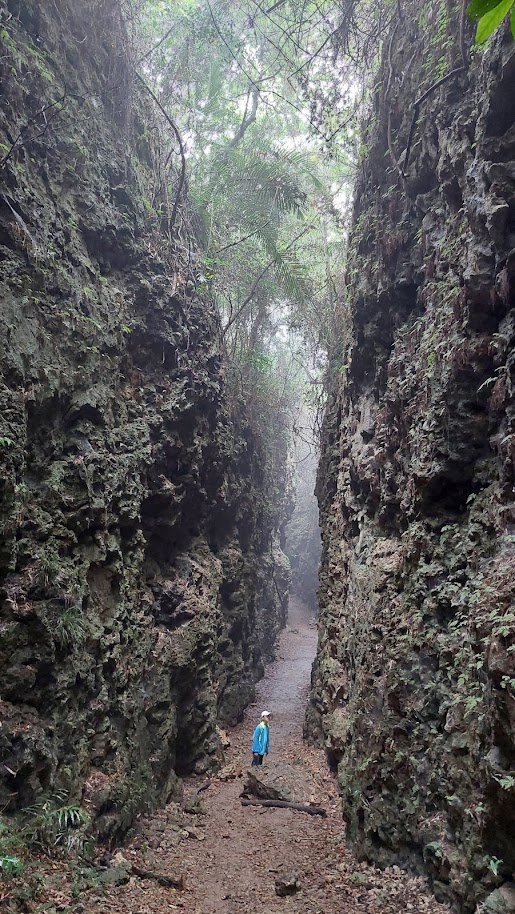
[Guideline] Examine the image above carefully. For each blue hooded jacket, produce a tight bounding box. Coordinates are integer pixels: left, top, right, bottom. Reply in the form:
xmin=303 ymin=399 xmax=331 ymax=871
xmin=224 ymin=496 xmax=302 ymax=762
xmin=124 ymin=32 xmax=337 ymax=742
xmin=252 ymin=720 xmax=270 ymax=755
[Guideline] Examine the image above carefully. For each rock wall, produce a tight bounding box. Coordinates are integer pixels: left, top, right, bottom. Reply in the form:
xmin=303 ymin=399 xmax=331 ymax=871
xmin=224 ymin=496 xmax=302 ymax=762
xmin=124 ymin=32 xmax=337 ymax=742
xmin=0 ymin=0 xmax=291 ymax=838
xmin=308 ymin=6 xmax=514 ymax=910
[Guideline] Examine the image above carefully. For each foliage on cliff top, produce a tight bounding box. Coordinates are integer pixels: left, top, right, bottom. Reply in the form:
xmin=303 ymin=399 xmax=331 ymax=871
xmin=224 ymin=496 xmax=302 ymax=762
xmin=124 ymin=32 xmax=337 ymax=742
xmin=132 ymin=0 xmax=355 ymax=365
xmin=468 ymin=0 xmax=515 ymax=43
xmin=128 ymin=0 xmax=513 ymax=375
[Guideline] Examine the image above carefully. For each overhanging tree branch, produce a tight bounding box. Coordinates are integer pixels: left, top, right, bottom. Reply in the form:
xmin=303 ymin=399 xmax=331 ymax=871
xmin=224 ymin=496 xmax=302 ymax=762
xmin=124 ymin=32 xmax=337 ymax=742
xmin=135 ymin=71 xmax=186 ymax=234
xmin=213 ymin=219 xmax=272 ymax=254
xmin=228 ymin=87 xmax=259 ymax=148
xmin=221 ymin=221 xmax=315 ymax=338
xmin=138 ymin=24 xmax=175 ymax=65
xmin=206 ymin=0 xmax=262 ymax=92
xmin=0 ymin=88 xmax=67 ymax=171
xmin=402 ymin=66 xmax=465 ymax=174
xmin=264 ymin=0 xmax=288 ymax=13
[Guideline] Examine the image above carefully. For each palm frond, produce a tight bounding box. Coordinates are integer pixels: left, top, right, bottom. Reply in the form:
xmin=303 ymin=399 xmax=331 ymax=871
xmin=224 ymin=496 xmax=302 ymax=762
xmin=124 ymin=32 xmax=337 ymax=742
xmin=274 ymin=249 xmax=312 ymax=302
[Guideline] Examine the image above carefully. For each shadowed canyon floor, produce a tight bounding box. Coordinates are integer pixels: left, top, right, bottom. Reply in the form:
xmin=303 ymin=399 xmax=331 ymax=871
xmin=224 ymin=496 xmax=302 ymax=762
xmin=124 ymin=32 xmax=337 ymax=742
xmin=11 ymin=597 xmax=451 ymax=914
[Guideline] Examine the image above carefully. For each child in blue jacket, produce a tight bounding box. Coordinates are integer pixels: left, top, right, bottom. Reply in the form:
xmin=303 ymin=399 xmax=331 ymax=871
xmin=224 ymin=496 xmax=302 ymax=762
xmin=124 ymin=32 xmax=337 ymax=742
xmin=251 ymin=710 xmax=271 ymax=766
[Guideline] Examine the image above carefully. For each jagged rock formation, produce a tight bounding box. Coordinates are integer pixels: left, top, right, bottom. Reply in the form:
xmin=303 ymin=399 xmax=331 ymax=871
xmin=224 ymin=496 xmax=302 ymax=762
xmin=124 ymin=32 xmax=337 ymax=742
xmin=308 ymin=8 xmax=515 ymax=911
xmin=0 ymin=0 xmax=291 ymax=838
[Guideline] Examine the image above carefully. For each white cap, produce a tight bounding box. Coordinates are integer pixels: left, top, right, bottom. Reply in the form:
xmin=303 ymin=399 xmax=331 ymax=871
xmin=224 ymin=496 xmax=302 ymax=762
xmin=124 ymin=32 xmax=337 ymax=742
xmin=261 ymin=710 xmax=271 ymax=718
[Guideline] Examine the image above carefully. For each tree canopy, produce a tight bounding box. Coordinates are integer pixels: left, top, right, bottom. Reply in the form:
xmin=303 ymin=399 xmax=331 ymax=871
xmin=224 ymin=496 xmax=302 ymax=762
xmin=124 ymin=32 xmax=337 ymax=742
xmin=126 ymin=0 xmax=512 ymax=448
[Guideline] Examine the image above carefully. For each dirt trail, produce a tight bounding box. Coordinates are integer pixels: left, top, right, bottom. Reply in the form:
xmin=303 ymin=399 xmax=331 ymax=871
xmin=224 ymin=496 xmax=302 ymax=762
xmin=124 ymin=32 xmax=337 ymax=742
xmin=33 ymin=597 xmax=451 ymax=914
xmin=173 ymin=597 xmax=448 ymax=914
xmin=252 ymin=592 xmax=318 ymax=751
xmin=181 ymin=594 xmax=321 ymax=913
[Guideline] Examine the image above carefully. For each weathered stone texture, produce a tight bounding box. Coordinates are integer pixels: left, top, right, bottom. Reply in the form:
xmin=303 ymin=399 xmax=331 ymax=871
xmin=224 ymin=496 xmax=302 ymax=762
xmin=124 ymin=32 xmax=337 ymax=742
xmin=0 ymin=0 xmax=290 ymax=837
xmin=308 ymin=8 xmax=514 ymax=911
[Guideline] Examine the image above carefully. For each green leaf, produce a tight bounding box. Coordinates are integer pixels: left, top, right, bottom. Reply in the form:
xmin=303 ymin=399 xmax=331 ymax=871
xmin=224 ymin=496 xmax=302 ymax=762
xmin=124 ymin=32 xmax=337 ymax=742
xmin=511 ymin=2 xmax=515 ymax=35
xmin=475 ymin=0 xmax=514 ymax=42
xmin=468 ymin=0 xmax=504 ymax=19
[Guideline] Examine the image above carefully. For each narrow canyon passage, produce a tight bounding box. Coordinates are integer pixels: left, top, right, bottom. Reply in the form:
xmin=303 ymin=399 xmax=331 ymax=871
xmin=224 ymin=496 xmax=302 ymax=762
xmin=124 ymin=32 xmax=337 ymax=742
xmin=1 ymin=3 xmax=514 ymax=912
xmin=60 ymin=597 xmax=451 ymax=914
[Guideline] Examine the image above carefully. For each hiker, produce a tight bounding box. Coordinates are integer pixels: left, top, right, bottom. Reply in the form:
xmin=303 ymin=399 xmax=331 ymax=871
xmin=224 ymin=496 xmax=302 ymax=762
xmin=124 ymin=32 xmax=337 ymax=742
xmin=251 ymin=710 xmax=271 ymax=766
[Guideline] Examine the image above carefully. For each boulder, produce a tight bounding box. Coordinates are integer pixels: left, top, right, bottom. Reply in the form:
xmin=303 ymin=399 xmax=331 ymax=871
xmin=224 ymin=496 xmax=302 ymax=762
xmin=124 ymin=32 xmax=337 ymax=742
xmin=481 ymin=884 xmax=515 ymax=914
xmin=275 ymin=873 xmax=301 ymax=896
xmin=244 ymin=759 xmax=319 ymax=804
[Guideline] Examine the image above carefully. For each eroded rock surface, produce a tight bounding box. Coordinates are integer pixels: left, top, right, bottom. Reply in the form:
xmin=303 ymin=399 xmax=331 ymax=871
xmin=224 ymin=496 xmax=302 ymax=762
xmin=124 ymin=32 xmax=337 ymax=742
xmin=308 ymin=7 xmax=515 ymax=911
xmin=0 ymin=0 xmax=291 ymax=837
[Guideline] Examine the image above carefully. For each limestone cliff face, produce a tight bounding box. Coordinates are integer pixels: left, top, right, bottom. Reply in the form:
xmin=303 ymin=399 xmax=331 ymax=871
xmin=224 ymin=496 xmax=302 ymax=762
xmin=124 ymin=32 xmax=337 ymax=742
xmin=308 ymin=8 xmax=514 ymax=910
xmin=0 ymin=0 xmax=290 ymax=838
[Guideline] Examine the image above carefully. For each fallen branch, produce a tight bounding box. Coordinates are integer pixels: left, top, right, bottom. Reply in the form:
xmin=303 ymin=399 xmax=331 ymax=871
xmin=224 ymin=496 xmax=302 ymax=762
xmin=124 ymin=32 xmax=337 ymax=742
xmin=132 ymin=864 xmax=184 ymax=889
xmin=241 ymin=797 xmax=326 ymax=817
